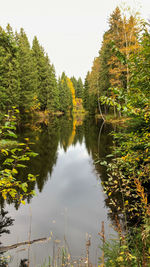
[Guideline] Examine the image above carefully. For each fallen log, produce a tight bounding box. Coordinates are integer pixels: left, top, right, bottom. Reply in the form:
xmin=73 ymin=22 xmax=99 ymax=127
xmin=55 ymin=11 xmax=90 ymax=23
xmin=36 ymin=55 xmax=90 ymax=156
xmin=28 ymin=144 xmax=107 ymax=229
xmin=0 ymin=237 xmax=49 ymax=253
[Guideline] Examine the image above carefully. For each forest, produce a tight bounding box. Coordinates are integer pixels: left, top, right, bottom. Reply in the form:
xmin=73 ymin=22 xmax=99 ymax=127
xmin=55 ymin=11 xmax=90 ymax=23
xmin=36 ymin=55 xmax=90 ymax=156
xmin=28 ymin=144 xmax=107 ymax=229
xmin=0 ymin=4 xmax=150 ymax=267
xmin=0 ymin=24 xmax=84 ymax=116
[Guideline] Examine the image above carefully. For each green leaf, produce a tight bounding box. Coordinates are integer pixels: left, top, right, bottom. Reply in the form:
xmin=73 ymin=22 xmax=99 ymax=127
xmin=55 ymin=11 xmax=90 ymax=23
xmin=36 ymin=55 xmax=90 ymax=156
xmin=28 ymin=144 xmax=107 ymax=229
xmin=12 ymin=168 xmax=18 ymax=174
xmin=1 ymin=149 xmax=9 ymax=156
xmin=19 ymin=156 xmax=30 ymax=161
xmin=100 ymin=161 xmax=107 ymax=166
xmin=21 ymin=183 xmax=28 ymax=192
xmin=7 ymin=130 xmax=17 ymax=138
xmin=16 ymin=164 xmax=26 ymax=168
xmin=106 ymin=154 xmax=114 ymax=158
xmin=3 ymin=158 xmax=14 ymax=165
xmin=26 ymin=152 xmax=38 ymax=157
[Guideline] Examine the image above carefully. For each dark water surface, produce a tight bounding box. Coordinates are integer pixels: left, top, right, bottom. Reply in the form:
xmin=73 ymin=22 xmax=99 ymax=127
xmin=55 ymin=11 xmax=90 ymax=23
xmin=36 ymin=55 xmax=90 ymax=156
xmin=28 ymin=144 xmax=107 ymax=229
xmin=0 ymin=116 xmax=115 ymax=266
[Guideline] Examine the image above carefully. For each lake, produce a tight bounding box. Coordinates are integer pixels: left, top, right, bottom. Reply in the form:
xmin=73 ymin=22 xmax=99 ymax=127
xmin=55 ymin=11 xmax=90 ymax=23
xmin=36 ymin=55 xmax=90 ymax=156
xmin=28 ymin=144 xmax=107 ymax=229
xmin=0 ymin=115 xmax=115 ymax=266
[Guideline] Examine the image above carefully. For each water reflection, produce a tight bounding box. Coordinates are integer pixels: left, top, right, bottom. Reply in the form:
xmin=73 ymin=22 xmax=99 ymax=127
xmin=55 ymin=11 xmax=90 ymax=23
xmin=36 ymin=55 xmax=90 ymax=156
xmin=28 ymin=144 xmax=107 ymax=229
xmin=23 ymin=116 xmax=113 ymax=195
xmin=0 ymin=209 xmax=14 ymax=266
xmin=0 ymin=115 xmax=114 ymax=265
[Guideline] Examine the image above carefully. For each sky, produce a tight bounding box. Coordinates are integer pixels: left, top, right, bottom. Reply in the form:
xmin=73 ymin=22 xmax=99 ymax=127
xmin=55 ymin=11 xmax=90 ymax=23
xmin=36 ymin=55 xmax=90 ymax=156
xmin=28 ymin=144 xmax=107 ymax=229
xmin=1 ymin=0 xmax=150 ymax=80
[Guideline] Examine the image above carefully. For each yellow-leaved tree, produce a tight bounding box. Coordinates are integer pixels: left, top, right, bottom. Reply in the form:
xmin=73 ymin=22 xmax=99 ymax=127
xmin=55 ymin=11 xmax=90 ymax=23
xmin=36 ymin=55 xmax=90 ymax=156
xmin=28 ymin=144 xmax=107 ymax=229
xmin=66 ymin=77 xmax=76 ymax=108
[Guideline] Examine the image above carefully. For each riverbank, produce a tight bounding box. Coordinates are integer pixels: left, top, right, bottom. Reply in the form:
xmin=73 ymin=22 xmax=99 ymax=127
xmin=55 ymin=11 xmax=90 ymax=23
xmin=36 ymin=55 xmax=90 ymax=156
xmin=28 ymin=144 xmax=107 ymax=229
xmin=95 ymin=113 xmax=130 ymax=125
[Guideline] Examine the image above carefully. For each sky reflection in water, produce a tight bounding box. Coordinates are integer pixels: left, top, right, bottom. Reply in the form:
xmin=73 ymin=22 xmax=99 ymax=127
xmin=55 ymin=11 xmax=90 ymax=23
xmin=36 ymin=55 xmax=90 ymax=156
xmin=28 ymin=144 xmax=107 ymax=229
xmin=1 ymin=118 xmax=115 ymax=266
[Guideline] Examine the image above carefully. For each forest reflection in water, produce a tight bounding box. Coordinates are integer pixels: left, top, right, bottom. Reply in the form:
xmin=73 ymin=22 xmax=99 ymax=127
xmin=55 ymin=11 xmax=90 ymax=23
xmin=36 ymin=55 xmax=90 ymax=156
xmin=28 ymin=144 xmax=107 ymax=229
xmin=0 ymin=115 xmax=115 ymax=266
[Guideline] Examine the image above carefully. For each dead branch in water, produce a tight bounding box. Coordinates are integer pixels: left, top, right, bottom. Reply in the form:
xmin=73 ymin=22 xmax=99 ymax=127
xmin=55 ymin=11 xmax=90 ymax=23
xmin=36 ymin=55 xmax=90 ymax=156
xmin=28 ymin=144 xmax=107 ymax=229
xmin=0 ymin=237 xmax=50 ymax=253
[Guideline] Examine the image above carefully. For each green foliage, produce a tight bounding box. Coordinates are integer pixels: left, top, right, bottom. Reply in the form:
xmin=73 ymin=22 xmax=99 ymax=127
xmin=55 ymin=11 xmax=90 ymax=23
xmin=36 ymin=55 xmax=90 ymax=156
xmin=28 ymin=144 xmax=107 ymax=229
xmin=0 ymin=24 xmax=83 ymax=117
xmin=32 ymin=37 xmax=59 ymax=112
xmin=0 ymin=26 xmax=20 ymax=111
xmin=71 ymin=76 xmax=78 ymax=93
xmin=83 ymin=72 xmax=90 ymax=110
xmin=0 ymin=24 xmax=60 ymax=115
xmin=85 ymin=6 xmax=141 ymax=116
xmin=58 ymin=72 xmax=73 ymax=113
xmin=99 ymin=85 xmax=150 ymax=264
xmin=47 ymin=64 xmax=60 ymax=112
xmin=71 ymin=76 xmax=84 ymax=98
xmin=0 ymin=108 xmax=37 ymax=204
xmin=17 ymin=28 xmax=37 ymax=113
xmin=99 ymin=220 xmax=150 ymax=266
xmin=76 ymin=77 xmax=84 ymax=98
xmin=91 ymin=8 xmax=150 ymax=266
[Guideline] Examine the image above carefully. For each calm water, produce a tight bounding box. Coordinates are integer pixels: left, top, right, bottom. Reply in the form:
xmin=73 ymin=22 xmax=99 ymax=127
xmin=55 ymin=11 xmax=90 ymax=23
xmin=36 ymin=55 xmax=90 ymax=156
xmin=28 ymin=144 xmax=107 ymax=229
xmin=0 ymin=116 xmax=115 ymax=266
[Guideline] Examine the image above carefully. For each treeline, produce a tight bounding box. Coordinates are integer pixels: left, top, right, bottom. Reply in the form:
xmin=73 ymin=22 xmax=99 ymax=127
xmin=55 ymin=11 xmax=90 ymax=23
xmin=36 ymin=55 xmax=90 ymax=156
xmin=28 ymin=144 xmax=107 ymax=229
xmin=0 ymin=24 xmax=84 ymax=115
xmin=83 ymin=6 xmax=149 ymax=116
xmin=85 ymin=6 xmax=150 ymax=265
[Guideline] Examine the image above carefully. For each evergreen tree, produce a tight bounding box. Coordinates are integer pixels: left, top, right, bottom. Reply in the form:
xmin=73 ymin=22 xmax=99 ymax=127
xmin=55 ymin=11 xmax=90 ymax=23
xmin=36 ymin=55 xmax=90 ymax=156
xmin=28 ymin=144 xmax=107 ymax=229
xmin=129 ymin=29 xmax=150 ymax=106
xmin=0 ymin=25 xmax=20 ymax=111
xmin=32 ymin=36 xmax=48 ymax=110
xmin=83 ymin=72 xmax=90 ymax=111
xmin=104 ymin=7 xmax=124 ymax=91
xmin=107 ymin=7 xmax=140 ymax=95
xmin=76 ymin=77 xmax=84 ymax=98
xmin=70 ymin=76 xmax=84 ymax=99
xmin=98 ymin=32 xmax=111 ymax=96
xmin=66 ymin=77 xmax=76 ymax=109
xmin=84 ymin=57 xmax=100 ymax=114
xmin=32 ymin=37 xmax=59 ymax=111
xmin=86 ymin=6 xmax=141 ymax=115
xmin=17 ymin=28 xmax=37 ymax=112
xmin=70 ymin=76 xmax=78 ymax=94
xmin=58 ymin=72 xmax=72 ymax=113
xmin=47 ymin=62 xmax=60 ymax=112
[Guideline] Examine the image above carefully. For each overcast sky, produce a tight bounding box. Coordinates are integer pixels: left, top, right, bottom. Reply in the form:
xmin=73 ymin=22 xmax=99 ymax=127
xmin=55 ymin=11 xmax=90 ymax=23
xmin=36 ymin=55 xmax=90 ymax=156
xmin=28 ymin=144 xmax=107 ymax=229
xmin=1 ymin=0 xmax=150 ymax=80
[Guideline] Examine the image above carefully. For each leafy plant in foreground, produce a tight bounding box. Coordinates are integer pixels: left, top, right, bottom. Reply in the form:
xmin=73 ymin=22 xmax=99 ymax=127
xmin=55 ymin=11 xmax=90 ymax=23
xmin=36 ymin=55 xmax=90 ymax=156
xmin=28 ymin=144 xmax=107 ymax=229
xmin=0 ymin=108 xmax=38 ymax=204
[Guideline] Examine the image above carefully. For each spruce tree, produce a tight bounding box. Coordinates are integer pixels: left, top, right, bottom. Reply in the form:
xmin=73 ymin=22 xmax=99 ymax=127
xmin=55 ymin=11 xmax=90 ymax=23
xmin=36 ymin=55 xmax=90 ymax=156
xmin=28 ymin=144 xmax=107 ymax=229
xmin=46 ymin=61 xmax=60 ymax=112
xmin=32 ymin=36 xmax=48 ymax=110
xmin=0 ymin=26 xmax=20 ymax=111
xmin=70 ymin=76 xmax=78 ymax=95
xmin=17 ymin=28 xmax=37 ymax=113
xmin=76 ymin=77 xmax=84 ymax=98
xmin=86 ymin=6 xmax=141 ymax=115
xmin=32 ymin=37 xmax=59 ymax=111
xmin=83 ymin=72 xmax=90 ymax=111
xmin=58 ymin=72 xmax=72 ymax=113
